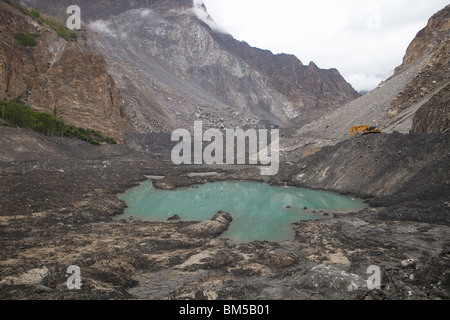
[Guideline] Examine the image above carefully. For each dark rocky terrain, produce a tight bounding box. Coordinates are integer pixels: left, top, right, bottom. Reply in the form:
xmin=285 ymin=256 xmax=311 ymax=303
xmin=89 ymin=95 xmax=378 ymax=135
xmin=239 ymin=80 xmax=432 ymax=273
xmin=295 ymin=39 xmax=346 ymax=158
xmin=0 ymin=125 xmax=448 ymax=300
xmin=412 ymin=82 xmax=449 ymax=134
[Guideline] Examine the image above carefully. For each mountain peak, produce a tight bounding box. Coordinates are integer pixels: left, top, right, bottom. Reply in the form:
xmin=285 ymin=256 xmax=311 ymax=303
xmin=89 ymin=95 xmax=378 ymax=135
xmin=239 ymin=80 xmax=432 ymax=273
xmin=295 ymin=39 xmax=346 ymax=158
xmin=396 ymin=4 xmax=449 ymax=73
xmin=308 ymin=61 xmax=319 ymax=69
xmin=193 ymin=0 xmax=227 ymax=33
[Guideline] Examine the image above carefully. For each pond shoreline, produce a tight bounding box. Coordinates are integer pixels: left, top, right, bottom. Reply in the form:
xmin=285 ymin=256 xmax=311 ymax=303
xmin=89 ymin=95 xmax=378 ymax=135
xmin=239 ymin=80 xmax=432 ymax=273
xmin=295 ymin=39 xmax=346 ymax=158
xmin=119 ymin=179 xmax=367 ymax=243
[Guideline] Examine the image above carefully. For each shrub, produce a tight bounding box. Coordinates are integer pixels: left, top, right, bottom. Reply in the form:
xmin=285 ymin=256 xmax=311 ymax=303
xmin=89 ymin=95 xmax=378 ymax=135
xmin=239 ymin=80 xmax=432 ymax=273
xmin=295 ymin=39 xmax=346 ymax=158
xmin=13 ymin=33 xmax=38 ymax=46
xmin=0 ymin=99 xmax=116 ymax=145
xmin=29 ymin=8 xmax=40 ymax=19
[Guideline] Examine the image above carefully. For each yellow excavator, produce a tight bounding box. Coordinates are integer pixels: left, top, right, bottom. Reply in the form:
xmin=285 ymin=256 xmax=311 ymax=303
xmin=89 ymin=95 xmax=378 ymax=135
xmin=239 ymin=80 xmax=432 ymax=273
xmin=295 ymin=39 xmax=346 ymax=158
xmin=350 ymin=125 xmax=385 ymax=137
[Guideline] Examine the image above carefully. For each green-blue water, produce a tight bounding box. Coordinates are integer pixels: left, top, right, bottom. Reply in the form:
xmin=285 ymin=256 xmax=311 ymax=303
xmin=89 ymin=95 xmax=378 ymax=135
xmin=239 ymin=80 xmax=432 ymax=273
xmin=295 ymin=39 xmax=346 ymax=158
xmin=119 ymin=181 xmax=366 ymax=243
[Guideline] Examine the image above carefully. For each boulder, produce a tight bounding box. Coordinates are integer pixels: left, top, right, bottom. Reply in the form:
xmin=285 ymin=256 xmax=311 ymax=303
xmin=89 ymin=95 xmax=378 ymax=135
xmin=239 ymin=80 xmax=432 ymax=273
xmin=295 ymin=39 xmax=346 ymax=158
xmin=186 ymin=211 xmax=233 ymax=238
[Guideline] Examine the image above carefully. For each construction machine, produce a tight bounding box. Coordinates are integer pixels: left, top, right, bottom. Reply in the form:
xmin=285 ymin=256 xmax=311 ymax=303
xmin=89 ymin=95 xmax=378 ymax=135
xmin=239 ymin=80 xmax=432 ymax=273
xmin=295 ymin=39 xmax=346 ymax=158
xmin=350 ymin=125 xmax=385 ymax=137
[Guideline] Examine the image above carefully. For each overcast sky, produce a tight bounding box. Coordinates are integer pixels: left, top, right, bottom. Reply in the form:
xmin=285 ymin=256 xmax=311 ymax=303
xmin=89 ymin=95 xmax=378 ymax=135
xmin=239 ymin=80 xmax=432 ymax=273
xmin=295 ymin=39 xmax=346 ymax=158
xmin=199 ymin=0 xmax=448 ymax=92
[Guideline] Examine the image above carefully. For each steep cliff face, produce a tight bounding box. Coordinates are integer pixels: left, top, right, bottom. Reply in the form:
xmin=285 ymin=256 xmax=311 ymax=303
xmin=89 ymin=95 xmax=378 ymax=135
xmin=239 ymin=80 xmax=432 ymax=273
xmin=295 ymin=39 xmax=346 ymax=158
xmin=395 ymin=5 xmax=450 ymax=72
xmin=210 ymin=32 xmax=359 ymax=122
xmin=22 ymin=0 xmax=359 ymax=133
xmin=411 ymin=83 xmax=449 ymax=133
xmin=0 ymin=6 xmax=36 ymax=99
xmin=0 ymin=1 xmax=130 ymax=142
xmin=389 ymin=5 xmax=449 ymax=123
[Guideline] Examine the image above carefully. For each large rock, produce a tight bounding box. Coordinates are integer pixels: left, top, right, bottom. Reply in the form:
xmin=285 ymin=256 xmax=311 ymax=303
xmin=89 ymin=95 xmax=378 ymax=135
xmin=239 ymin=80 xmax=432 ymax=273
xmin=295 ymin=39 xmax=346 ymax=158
xmin=296 ymin=265 xmax=368 ymax=296
xmin=186 ymin=211 xmax=233 ymax=238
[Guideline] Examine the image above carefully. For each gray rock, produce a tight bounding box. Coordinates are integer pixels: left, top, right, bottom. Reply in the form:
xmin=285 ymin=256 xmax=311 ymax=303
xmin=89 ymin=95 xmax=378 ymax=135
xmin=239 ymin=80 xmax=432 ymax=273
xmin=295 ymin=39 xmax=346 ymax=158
xmin=35 ymin=285 xmax=53 ymax=294
xmin=168 ymin=214 xmax=181 ymax=221
xmin=186 ymin=211 xmax=233 ymax=238
xmin=401 ymin=259 xmax=416 ymax=268
xmin=296 ymin=264 xmax=367 ymax=295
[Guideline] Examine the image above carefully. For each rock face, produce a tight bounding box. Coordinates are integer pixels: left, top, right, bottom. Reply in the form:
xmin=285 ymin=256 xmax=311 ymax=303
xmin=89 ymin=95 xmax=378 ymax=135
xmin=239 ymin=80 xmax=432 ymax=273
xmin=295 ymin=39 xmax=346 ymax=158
xmin=0 ymin=8 xmax=35 ymax=99
xmin=276 ymin=132 xmax=450 ymax=209
xmin=389 ymin=5 xmax=450 ymax=122
xmin=22 ymin=0 xmax=359 ymax=133
xmin=411 ymin=83 xmax=450 ymax=133
xmin=211 ymin=32 xmax=360 ymax=124
xmin=0 ymin=1 xmax=130 ymax=142
xmin=395 ymin=5 xmax=450 ymax=73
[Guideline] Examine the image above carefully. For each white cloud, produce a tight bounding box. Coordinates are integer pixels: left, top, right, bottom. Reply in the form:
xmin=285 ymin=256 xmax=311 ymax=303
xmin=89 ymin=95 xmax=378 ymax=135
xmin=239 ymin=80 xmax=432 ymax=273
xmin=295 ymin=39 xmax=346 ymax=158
xmin=89 ymin=20 xmax=116 ymax=37
xmin=201 ymin=0 xmax=449 ymax=91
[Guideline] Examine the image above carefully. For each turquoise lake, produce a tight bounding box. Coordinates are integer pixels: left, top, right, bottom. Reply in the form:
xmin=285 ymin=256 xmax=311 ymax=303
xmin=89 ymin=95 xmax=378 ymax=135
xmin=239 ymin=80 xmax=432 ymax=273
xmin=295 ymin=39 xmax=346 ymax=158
xmin=119 ymin=181 xmax=366 ymax=243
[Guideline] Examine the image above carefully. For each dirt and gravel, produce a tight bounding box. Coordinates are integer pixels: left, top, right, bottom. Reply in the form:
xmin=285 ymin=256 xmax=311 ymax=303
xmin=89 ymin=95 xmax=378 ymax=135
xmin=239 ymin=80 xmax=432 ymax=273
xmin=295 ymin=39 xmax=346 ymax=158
xmin=0 ymin=126 xmax=449 ymax=300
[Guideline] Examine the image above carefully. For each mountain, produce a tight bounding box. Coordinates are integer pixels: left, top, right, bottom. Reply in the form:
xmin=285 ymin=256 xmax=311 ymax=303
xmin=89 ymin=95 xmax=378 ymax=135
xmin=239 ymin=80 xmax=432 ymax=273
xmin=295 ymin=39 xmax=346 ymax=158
xmin=0 ymin=0 xmax=130 ymax=142
xmin=294 ymin=4 xmax=449 ymax=142
xmin=209 ymin=31 xmax=360 ymax=125
xmin=18 ymin=0 xmax=359 ymax=134
xmin=392 ymin=5 xmax=449 ymax=133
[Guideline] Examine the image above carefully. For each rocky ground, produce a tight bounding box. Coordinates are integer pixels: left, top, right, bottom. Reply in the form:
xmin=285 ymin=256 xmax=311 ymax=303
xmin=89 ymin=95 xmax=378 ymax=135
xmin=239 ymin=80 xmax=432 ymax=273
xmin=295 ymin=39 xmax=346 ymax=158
xmin=0 ymin=126 xmax=448 ymax=300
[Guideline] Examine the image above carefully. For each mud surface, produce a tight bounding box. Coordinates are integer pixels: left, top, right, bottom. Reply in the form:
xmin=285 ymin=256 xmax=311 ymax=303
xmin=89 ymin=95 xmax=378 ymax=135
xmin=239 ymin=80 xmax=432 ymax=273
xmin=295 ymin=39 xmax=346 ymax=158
xmin=0 ymin=128 xmax=449 ymax=300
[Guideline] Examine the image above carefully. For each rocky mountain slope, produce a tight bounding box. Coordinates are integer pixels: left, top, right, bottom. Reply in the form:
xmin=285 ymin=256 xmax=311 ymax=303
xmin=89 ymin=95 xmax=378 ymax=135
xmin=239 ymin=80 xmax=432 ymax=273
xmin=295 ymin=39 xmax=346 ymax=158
xmin=0 ymin=1 xmax=130 ymax=142
xmin=294 ymin=5 xmax=449 ymax=142
xmin=21 ymin=0 xmax=359 ymax=133
xmin=210 ymin=32 xmax=360 ymax=125
xmin=412 ymin=82 xmax=449 ymax=133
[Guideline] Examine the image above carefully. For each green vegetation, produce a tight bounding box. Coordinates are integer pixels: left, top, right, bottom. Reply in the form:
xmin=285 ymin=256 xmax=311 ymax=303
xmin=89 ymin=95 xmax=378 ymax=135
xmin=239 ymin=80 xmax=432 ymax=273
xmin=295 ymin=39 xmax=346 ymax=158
xmin=3 ymin=1 xmax=78 ymax=41
xmin=0 ymin=99 xmax=116 ymax=145
xmin=13 ymin=33 xmax=38 ymax=46
xmin=28 ymin=8 xmax=40 ymax=19
xmin=29 ymin=10 xmax=79 ymax=42
xmin=44 ymin=16 xmax=78 ymax=41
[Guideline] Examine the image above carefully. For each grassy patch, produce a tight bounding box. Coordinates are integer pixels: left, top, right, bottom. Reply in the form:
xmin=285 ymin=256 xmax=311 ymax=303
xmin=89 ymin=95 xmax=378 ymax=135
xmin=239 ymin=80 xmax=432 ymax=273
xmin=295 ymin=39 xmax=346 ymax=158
xmin=42 ymin=15 xmax=78 ymax=41
xmin=0 ymin=99 xmax=116 ymax=145
xmin=13 ymin=33 xmax=38 ymax=46
xmin=3 ymin=1 xmax=78 ymax=41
